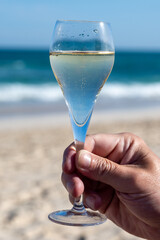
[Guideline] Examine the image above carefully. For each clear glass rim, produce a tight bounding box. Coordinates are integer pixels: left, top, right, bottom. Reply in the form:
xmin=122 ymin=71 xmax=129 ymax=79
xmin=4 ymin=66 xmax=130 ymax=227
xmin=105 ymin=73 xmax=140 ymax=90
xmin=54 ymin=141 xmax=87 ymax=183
xmin=56 ymin=19 xmax=110 ymax=25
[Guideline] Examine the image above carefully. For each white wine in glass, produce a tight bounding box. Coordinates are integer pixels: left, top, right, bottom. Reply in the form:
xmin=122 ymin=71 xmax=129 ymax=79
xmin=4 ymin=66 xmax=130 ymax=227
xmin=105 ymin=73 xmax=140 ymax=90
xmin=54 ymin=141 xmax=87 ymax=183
xmin=49 ymin=20 xmax=114 ymax=226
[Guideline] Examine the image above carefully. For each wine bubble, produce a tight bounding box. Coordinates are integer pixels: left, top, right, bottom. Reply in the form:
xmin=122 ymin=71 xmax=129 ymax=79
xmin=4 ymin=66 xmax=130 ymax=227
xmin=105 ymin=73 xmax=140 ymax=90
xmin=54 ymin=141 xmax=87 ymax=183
xmin=93 ymin=29 xmax=98 ymax=33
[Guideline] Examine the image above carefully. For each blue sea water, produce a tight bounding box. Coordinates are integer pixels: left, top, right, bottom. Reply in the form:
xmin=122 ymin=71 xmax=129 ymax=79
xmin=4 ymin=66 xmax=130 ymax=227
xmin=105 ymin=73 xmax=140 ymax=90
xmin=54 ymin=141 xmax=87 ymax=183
xmin=0 ymin=49 xmax=160 ymax=115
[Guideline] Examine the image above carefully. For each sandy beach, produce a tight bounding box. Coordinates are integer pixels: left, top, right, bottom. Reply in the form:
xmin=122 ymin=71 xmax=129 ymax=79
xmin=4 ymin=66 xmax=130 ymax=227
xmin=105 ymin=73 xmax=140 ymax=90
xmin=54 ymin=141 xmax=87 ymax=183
xmin=0 ymin=107 xmax=160 ymax=240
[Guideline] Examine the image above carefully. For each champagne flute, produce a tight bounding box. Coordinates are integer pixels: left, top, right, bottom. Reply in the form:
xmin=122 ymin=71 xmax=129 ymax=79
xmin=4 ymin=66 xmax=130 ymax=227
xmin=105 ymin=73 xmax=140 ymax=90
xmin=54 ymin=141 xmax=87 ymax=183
xmin=48 ymin=20 xmax=114 ymax=226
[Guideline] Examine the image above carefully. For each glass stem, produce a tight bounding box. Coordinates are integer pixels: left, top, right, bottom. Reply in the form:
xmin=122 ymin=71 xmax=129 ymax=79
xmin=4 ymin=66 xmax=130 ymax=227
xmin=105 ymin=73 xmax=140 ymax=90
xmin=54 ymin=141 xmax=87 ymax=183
xmin=71 ymin=140 xmax=86 ymax=214
xmin=71 ymin=195 xmax=86 ymax=214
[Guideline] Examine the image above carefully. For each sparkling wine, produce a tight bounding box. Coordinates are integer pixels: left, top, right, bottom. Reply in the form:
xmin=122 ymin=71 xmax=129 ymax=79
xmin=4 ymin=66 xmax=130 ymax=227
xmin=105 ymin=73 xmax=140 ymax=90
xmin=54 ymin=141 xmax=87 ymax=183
xmin=50 ymin=51 xmax=114 ymax=141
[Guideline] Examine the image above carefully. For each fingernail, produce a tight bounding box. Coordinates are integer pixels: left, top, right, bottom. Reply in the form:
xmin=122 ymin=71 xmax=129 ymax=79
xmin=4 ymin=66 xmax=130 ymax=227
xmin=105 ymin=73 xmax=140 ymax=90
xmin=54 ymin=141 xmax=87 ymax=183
xmin=85 ymin=195 xmax=95 ymax=210
xmin=78 ymin=150 xmax=91 ymax=170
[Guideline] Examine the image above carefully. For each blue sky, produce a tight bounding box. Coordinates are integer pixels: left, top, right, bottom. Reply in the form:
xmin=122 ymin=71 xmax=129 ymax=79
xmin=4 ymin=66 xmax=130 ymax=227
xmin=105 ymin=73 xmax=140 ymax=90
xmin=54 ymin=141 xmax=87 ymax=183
xmin=1 ymin=0 xmax=160 ymax=50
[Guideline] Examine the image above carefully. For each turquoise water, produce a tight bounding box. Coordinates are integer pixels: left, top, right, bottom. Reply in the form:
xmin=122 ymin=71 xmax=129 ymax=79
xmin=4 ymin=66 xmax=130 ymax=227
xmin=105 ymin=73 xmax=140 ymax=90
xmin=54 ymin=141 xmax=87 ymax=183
xmin=0 ymin=49 xmax=160 ymax=111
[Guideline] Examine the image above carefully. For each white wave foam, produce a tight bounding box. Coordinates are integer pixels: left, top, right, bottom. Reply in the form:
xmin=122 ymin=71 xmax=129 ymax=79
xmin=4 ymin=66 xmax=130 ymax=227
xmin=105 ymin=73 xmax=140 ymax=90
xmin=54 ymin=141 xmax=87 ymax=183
xmin=102 ymin=82 xmax=160 ymax=99
xmin=0 ymin=82 xmax=160 ymax=103
xmin=0 ymin=84 xmax=63 ymax=102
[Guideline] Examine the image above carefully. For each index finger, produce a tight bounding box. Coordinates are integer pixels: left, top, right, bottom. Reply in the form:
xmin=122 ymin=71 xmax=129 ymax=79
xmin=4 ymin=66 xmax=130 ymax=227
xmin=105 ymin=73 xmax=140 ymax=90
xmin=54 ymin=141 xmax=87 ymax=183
xmin=84 ymin=134 xmax=119 ymax=155
xmin=62 ymin=142 xmax=76 ymax=173
xmin=63 ymin=133 xmax=124 ymax=172
xmin=84 ymin=134 xmax=124 ymax=163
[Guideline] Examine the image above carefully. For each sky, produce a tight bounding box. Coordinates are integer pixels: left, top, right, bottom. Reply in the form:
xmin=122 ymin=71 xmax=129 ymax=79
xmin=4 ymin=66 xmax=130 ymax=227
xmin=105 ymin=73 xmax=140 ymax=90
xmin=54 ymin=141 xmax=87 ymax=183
xmin=1 ymin=0 xmax=160 ymax=50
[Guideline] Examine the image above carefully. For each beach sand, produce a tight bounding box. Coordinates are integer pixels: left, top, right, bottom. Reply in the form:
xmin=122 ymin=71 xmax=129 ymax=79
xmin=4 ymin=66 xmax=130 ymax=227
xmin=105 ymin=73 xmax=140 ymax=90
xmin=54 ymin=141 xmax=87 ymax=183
xmin=0 ymin=107 xmax=160 ymax=240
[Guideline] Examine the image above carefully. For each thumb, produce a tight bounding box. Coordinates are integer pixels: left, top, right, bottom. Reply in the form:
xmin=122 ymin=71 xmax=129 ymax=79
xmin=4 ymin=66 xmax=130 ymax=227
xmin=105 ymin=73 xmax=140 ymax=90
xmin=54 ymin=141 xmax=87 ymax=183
xmin=76 ymin=149 xmax=138 ymax=193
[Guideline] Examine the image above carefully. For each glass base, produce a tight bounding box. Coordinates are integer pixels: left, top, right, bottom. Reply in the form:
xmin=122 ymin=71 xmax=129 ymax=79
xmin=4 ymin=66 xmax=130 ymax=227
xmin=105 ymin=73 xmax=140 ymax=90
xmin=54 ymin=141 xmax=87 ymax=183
xmin=48 ymin=209 xmax=107 ymax=226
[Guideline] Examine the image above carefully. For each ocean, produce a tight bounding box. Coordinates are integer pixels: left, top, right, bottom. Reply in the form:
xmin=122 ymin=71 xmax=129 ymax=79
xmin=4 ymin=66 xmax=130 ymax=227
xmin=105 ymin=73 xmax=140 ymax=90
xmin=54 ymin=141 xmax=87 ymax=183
xmin=0 ymin=49 xmax=160 ymax=117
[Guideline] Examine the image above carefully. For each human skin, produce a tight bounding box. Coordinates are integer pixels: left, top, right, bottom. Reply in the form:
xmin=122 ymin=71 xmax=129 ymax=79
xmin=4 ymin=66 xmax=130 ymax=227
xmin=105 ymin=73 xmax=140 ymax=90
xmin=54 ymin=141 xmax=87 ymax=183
xmin=62 ymin=133 xmax=160 ymax=239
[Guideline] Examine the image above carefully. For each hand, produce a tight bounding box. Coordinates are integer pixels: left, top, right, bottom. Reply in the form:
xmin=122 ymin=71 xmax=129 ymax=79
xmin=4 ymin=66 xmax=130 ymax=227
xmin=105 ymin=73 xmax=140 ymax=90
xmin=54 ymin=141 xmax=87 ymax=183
xmin=62 ymin=133 xmax=160 ymax=239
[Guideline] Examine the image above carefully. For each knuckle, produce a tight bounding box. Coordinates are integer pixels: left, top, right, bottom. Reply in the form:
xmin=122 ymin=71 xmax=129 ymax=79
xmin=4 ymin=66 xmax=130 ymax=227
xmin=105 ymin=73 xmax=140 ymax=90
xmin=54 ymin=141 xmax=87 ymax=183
xmin=62 ymin=144 xmax=76 ymax=173
xmin=94 ymin=157 xmax=115 ymax=181
xmin=62 ymin=148 xmax=69 ymax=167
xmin=63 ymin=142 xmax=75 ymax=158
xmin=61 ymin=172 xmax=70 ymax=190
xmin=63 ymin=147 xmax=69 ymax=159
xmin=123 ymin=132 xmax=146 ymax=148
xmin=122 ymin=132 xmax=141 ymax=145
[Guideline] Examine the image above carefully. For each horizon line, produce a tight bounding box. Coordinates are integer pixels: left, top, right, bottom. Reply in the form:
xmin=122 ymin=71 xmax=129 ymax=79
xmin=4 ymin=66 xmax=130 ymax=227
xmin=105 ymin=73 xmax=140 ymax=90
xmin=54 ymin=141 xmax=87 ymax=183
xmin=0 ymin=46 xmax=160 ymax=53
